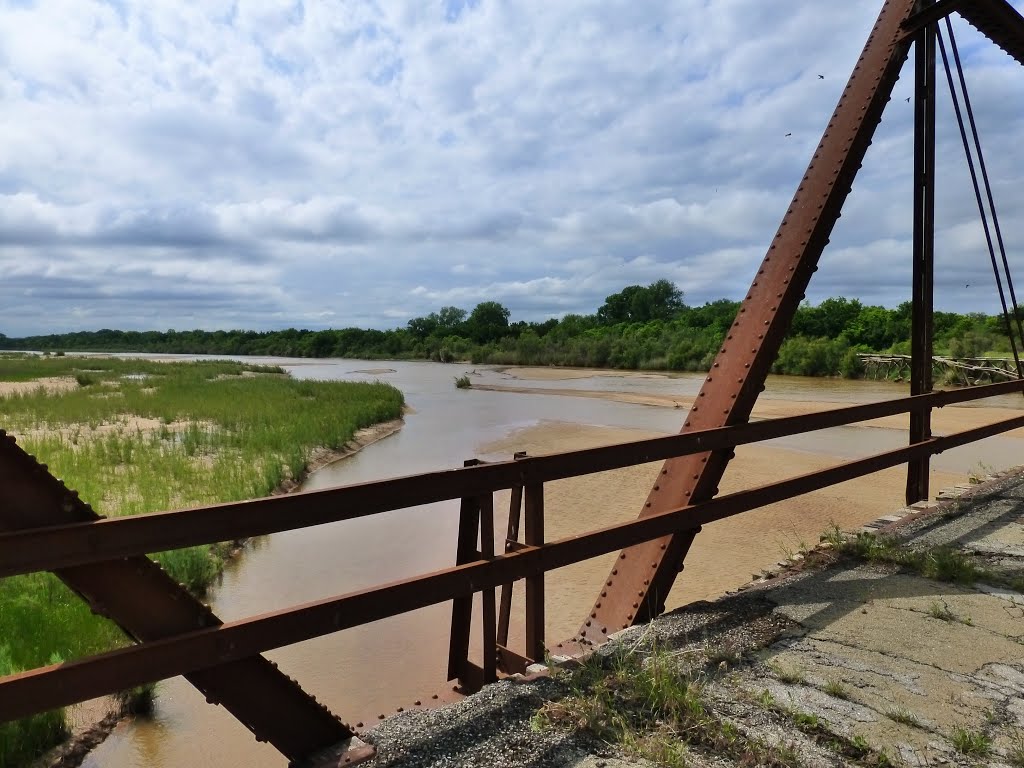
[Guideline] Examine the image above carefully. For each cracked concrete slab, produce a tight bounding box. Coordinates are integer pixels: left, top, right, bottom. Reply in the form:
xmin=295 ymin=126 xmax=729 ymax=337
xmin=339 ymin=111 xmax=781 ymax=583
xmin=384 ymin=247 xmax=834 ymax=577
xmin=730 ymin=471 xmax=1024 ymax=766
xmin=637 ymin=470 xmax=1024 ymax=766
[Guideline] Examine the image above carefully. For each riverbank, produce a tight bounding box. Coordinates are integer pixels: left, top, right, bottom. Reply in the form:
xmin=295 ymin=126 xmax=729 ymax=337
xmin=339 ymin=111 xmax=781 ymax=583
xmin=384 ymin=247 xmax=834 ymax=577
xmin=33 ymin=416 xmax=407 ymax=768
xmin=361 ymin=467 xmax=1024 ymax=767
xmin=466 ymin=363 xmax=1024 ymax=640
xmin=0 ymin=356 xmax=405 ymax=768
xmin=273 ymin=415 xmax=406 ymax=493
xmin=479 ymin=365 xmax=1024 ymax=437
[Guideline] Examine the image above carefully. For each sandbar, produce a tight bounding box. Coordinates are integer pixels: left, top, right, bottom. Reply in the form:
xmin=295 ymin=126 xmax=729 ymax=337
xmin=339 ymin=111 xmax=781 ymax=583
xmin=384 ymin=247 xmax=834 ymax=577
xmin=472 ymin=382 xmax=1024 ymax=438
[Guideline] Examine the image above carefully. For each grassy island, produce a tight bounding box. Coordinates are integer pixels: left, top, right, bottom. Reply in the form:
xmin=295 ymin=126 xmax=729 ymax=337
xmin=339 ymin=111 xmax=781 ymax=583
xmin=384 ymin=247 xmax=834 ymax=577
xmin=0 ymin=354 xmax=404 ymax=767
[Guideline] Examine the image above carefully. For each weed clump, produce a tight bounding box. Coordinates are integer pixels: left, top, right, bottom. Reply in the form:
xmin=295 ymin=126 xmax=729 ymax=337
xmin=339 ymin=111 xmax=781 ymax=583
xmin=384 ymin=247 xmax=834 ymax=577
xmin=535 ymin=649 xmax=803 ymax=767
xmin=825 ymin=528 xmax=993 ymax=587
xmin=950 ymin=725 xmax=991 ymax=757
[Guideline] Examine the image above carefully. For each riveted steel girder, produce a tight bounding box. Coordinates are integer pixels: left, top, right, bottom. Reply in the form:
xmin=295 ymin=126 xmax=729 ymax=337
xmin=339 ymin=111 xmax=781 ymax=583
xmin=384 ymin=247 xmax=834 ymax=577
xmin=580 ymin=0 xmax=920 ymax=644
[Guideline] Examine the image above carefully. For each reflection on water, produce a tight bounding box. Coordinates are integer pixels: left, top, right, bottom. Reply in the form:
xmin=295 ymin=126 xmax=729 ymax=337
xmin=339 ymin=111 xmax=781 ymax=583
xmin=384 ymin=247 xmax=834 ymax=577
xmin=83 ymin=359 xmax=1023 ymax=768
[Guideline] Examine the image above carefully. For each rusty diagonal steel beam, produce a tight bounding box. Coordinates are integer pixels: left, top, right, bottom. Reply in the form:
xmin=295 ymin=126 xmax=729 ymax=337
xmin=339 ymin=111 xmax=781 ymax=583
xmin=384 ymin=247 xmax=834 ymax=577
xmin=956 ymin=0 xmax=1024 ymax=66
xmin=580 ymin=0 xmax=921 ymax=644
xmin=0 ymin=436 xmax=354 ymax=762
xmin=900 ymin=0 xmax=1024 ymax=66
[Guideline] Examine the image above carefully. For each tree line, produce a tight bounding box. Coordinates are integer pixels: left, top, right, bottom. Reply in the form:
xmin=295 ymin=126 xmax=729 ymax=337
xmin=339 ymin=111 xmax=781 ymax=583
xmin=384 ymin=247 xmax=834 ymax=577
xmin=1 ymin=280 xmax=1018 ymax=378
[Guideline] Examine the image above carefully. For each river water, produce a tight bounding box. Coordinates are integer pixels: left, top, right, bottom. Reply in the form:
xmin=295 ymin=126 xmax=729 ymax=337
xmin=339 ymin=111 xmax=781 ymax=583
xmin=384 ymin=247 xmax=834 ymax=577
xmin=81 ymin=358 xmax=1023 ymax=767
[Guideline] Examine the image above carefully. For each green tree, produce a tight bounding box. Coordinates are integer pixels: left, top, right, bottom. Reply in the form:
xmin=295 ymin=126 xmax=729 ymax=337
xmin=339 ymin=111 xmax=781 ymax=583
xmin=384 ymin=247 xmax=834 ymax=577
xmin=407 ymin=313 xmax=440 ymax=340
xmin=792 ymin=297 xmax=863 ymax=338
xmin=437 ymin=306 xmax=467 ymax=333
xmin=466 ymin=301 xmax=511 ymax=344
xmin=597 ymin=280 xmax=684 ymax=324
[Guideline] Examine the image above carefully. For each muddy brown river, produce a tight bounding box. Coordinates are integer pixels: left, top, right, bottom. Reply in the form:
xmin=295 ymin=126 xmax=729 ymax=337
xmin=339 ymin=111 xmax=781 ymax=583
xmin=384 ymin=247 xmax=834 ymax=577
xmin=80 ymin=358 xmax=1024 ymax=767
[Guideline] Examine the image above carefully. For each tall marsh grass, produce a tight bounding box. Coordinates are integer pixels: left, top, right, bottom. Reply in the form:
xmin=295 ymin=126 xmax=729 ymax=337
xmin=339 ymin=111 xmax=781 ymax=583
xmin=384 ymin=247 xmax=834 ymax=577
xmin=0 ymin=355 xmax=404 ymax=765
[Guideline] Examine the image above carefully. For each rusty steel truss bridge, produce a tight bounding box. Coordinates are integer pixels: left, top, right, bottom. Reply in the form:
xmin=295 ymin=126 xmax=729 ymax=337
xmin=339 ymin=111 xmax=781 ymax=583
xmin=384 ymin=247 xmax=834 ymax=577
xmin=2 ymin=1 xmax=1024 ymax=765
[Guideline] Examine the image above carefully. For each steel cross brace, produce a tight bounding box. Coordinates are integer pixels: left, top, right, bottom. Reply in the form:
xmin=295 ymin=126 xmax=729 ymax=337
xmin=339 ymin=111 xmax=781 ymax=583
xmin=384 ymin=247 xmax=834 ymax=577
xmin=580 ymin=0 xmax=921 ymax=644
xmin=0 ymin=432 xmax=356 ymax=764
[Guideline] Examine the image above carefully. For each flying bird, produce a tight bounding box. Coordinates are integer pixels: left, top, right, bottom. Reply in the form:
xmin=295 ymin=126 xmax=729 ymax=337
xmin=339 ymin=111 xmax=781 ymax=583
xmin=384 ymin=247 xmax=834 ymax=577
xmin=905 ymin=96 xmax=911 ymax=102
xmin=818 ymin=74 xmax=824 ymax=79
xmin=785 ymin=132 xmax=792 ymax=137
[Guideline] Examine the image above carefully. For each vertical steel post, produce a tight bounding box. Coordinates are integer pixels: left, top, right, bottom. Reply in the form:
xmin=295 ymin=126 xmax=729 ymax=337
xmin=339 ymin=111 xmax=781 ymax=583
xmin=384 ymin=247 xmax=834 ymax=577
xmin=524 ymin=483 xmax=545 ymax=663
xmin=479 ymin=493 xmax=498 ymax=685
xmin=496 ymin=481 xmax=523 ymax=647
xmin=908 ymin=2 xmax=937 ymax=504
xmin=447 ymin=461 xmax=482 ymax=683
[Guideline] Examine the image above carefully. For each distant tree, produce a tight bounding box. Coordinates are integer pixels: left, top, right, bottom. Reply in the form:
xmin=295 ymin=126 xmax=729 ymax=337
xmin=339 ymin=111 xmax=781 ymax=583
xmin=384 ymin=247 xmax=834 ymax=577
xmin=597 ymin=280 xmax=684 ymax=324
xmin=437 ymin=306 xmax=467 ymax=332
xmin=645 ymin=279 xmax=685 ymax=320
xmin=597 ymin=285 xmax=643 ymax=324
xmin=683 ymin=299 xmax=741 ymax=334
xmin=531 ymin=318 xmax=559 ymax=337
xmin=466 ymin=301 xmax=511 ymax=344
xmin=407 ymin=313 xmax=440 ymax=340
xmin=792 ymin=297 xmax=862 ymax=338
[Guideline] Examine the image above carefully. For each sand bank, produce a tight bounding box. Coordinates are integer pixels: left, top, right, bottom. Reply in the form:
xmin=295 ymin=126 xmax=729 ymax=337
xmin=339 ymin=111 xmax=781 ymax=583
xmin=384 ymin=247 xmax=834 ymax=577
xmin=0 ymin=376 xmax=77 ymax=398
xmin=472 ymin=382 xmax=1024 ymax=438
xmin=496 ymin=366 xmax=671 ymax=381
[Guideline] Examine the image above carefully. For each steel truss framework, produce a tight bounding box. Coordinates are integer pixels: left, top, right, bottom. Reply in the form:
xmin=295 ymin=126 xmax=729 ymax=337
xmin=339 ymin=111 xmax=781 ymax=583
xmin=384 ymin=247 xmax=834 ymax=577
xmin=581 ymin=0 xmax=1024 ymax=646
xmin=0 ymin=1 xmax=1022 ymax=765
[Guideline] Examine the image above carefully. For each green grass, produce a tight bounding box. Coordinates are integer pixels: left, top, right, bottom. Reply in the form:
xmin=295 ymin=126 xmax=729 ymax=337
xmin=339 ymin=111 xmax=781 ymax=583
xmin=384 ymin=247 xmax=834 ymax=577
xmin=885 ymin=706 xmax=920 ymax=727
xmin=789 ymin=709 xmax=819 ymax=729
xmin=927 ymin=601 xmax=957 ymax=622
xmin=950 ymin=725 xmax=991 ymax=757
xmin=823 ymin=678 xmax=849 ymax=700
xmin=0 ymin=645 xmax=70 ymax=768
xmin=0 ymin=355 xmax=404 ymax=766
xmin=533 ymin=649 xmax=806 ymax=766
xmin=0 ymin=357 xmax=403 ymax=518
xmin=825 ymin=528 xmax=1002 ymax=589
xmin=769 ymin=661 xmax=806 ymax=685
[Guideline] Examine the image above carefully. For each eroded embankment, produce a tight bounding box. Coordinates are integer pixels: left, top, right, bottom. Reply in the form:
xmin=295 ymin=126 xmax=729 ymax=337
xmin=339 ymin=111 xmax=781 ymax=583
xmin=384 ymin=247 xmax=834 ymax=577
xmin=360 ymin=468 xmax=1024 ymax=767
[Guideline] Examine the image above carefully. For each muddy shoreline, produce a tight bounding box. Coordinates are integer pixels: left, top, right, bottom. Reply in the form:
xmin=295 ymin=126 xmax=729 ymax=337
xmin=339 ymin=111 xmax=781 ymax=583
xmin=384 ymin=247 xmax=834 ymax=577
xmin=35 ymin=417 xmax=406 ymax=768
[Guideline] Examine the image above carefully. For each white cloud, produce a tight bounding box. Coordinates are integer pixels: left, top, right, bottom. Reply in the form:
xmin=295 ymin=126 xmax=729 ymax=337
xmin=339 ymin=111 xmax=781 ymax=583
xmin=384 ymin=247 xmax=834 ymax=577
xmin=0 ymin=0 xmax=1021 ymax=335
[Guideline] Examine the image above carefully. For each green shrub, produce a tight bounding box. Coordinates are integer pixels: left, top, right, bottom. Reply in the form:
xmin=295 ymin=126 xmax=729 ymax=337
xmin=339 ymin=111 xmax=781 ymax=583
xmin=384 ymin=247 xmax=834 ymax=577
xmin=154 ymin=547 xmax=222 ymax=594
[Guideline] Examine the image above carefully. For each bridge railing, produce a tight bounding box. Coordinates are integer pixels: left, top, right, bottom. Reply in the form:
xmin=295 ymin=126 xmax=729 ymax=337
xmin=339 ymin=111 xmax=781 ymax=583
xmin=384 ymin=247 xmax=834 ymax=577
xmin=2 ymin=379 xmax=1024 ymax=731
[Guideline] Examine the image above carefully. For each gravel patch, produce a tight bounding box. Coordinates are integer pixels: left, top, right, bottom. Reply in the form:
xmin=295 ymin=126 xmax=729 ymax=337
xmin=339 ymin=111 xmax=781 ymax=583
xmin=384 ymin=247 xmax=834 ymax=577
xmin=363 ymin=677 xmax=613 ymax=768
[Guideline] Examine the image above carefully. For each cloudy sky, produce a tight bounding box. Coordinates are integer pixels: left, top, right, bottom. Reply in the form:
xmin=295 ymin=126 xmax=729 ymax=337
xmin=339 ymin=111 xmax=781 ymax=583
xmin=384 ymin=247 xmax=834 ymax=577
xmin=1 ymin=1 xmax=1022 ymax=335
